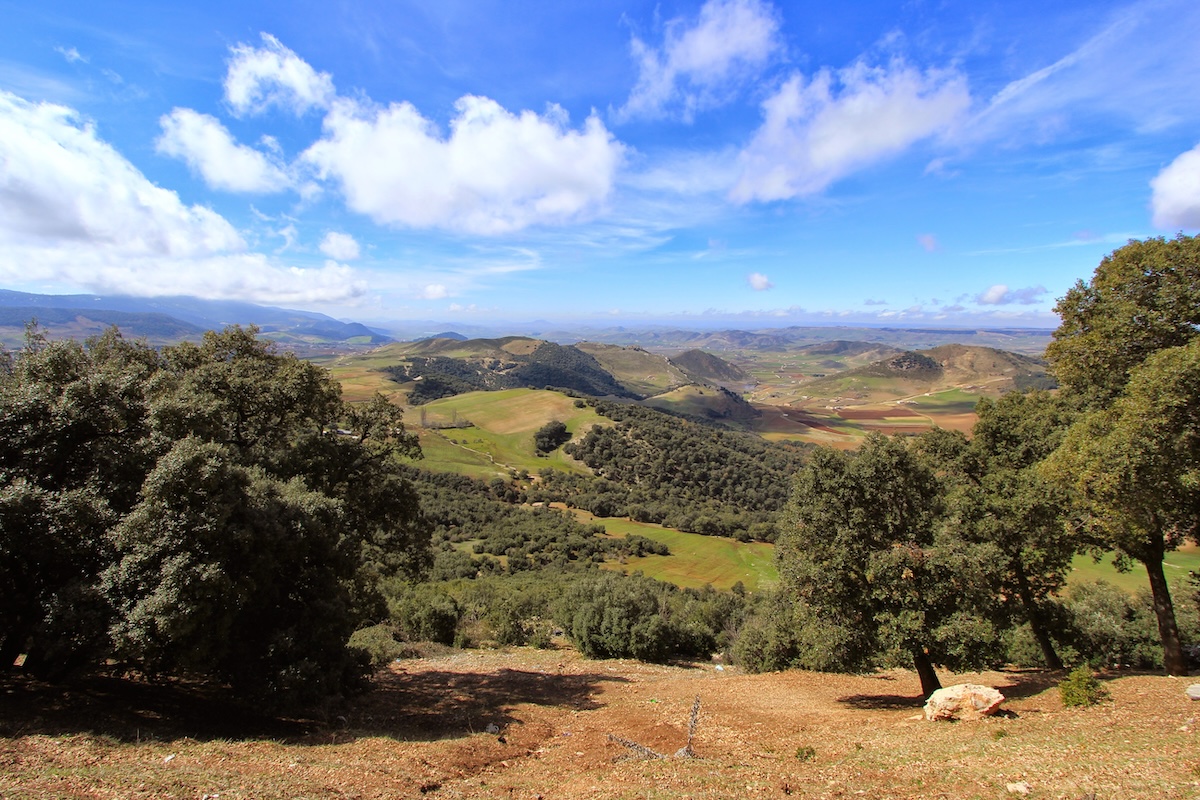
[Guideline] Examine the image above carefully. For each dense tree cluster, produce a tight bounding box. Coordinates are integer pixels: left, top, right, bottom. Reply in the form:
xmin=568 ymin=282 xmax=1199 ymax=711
xmin=396 ymin=465 xmax=667 ymax=580
xmin=0 ymin=326 xmax=429 ymax=707
xmin=763 ymin=235 xmax=1200 ymax=691
xmin=532 ymin=400 xmax=809 ymax=540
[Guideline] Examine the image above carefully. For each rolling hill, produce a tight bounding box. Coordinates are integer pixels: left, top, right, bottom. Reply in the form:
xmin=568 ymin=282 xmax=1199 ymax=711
xmin=669 ymin=348 xmax=753 ymax=386
xmin=795 ymin=344 xmax=1051 ymax=406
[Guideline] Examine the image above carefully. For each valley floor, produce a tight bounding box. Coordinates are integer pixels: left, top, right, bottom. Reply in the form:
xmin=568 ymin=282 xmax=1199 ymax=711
xmin=2 ymin=648 xmax=1197 ymax=799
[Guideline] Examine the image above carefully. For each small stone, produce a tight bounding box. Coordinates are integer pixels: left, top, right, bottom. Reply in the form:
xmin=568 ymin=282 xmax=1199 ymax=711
xmin=1185 ymin=684 xmax=1200 ymax=701
xmin=1006 ymin=781 xmax=1031 ymax=795
xmin=485 ymin=723 xmax=501 ymax=734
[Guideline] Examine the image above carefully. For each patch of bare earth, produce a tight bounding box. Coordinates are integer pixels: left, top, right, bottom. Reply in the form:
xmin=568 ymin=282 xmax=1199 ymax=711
xmin=3 ymin=648 xmax=1199 ymax=799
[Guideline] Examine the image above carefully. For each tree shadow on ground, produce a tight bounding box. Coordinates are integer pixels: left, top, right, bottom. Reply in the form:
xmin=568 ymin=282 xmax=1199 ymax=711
xmin=836 ymin=669 xmax=1065 ymax=710
xmin=0 ymin=662 xmax=626 ymax=745
xmin=337 ymin=665 xmax=628 ymax=743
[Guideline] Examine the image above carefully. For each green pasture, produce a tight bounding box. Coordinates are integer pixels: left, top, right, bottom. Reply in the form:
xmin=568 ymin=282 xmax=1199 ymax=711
xmin=564 ymin=509 xmax=778 ymax=591
xmin=905 ymin=387 xmax=981 ymax=414
xmin=1067 ymin=545 xmax=1200 ymax=594
xmin=415 ymin=429 xmax=509 ymax=480
xmin=412 ymin=389 xmax=609 ymax=476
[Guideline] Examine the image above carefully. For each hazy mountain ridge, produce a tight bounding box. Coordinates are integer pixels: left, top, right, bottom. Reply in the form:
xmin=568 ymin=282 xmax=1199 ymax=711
xmin=0 ymin=290 xmax=392 ymax=349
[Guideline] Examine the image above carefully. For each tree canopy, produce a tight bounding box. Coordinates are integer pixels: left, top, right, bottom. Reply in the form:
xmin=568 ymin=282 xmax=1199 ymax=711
xmin=1043 ymin=234 xmax=1200 ymax=676
xmin=0 ymin=325 xmax=429 ymax=706
xmin=777 ymin=433 xmax=1005 ymax=697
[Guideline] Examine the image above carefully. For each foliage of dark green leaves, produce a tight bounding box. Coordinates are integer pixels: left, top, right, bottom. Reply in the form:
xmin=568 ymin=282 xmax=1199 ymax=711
xmin=0 ymin=325 xmax=429 ymax=708
xmin=776 ymin=433 xmax=1007 ymax=696
xmin=1044 ymin=234 xmax=1200 ymax=675
xmin=533 ymin=400 xmax=808 ymax=540
xmin=533 ymin=420 xmax=571 ymax=453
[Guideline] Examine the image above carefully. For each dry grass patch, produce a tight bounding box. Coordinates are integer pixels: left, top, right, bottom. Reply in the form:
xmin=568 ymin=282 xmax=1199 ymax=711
xmin=4 ymin=650 xmax=1198 ymax=799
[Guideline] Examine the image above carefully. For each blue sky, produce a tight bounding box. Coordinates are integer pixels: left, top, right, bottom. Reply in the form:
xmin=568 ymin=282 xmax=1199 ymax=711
xmin=2 ymin=0 xmax=1198 ymax=330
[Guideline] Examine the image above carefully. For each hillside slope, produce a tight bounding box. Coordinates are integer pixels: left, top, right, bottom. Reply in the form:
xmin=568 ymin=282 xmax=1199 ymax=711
xmin=797 ymin=344 xmax=1050 ymax=405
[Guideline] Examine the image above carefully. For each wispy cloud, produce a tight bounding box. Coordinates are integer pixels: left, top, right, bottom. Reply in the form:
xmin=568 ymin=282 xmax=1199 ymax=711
xmin=976 ymin=284 xmax=1048 ymax=305
xmin=54 ymin=46 xmax=86 ymax=64
xmin=731 ymin=59 xmax=970 ymax=202
xmin=618 ymin=0 xmax=781 ymax=123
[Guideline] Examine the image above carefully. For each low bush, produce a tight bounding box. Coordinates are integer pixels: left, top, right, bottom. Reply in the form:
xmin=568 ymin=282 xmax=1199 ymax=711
xmin=1059 ymin=665 xmax=1109 ymax=707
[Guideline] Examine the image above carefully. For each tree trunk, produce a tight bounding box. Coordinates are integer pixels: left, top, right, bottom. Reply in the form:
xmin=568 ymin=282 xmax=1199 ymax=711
xmin=912 ymin=647 xmax=942 ymax=698
xmin=1143 ymin=555 xmax=1188 ymax=676
xmin=1014 ymin=564 xmax=1064 ymax=670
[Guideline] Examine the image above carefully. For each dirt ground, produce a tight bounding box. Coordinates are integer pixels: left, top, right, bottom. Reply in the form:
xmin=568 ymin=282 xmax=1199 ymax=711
xmin=3 ymin=648 xmax=1199 ymax=799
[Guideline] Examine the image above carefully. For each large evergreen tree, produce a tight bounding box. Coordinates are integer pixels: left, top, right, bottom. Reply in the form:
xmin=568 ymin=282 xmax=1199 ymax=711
xmin=0 ymin=325 xmax=429 ymax=705
xmin=777 ymin=434 xmax=1004 ymax=698
xmin=1044 ymin=234 xmax=1200 ymax=676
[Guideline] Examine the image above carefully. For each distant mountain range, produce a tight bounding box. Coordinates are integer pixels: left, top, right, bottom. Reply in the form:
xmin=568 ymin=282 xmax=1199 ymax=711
xmin=0 ymin=290 xmax=392 ymax=351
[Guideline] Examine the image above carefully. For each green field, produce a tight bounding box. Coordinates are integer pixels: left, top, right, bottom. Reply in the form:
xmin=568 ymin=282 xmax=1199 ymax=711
xmin=905 ymin=387 xmax=981 ymax=414
xmin=562 ymin=509 xmax=777 ymax=591
xmin=1067 ymin=544 xmax=1200 ymax=593
xmin=412 ymin=389 xmax=609 ymax=476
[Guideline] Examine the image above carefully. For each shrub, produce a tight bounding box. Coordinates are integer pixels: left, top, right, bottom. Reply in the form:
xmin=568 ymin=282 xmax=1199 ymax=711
xmin=348 ymin=624 xmax=405 ymax=669
xmin=1059 ymin=665 xmax=1109 ymax=707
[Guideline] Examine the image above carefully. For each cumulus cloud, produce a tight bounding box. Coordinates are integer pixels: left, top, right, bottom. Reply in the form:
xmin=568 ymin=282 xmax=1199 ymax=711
xmin=917 ymin=233 xmax=939 ymax=252
xmin=156 ymin=107 xmax=291 ymax=193
xmin=303 ymin=96 xmax=624 ymax=234
xmin=0 ymin=90 xmax=362 ymax=305
xmin=419 ymin=284 xmax=449 ymax=300
xmin=731 ymin=60 xmax=970 ymax=202
xmin=619 ymin=0 xmax=781 ymax=122
xmin=224 ymin=33 xmax=335 ymax=117
xmin=319 ymin=231 xmax=361 ymax=260
xmin=747 ymin=272 xmax=773 ymax=290
xmin=1150 ymin=142 xmax=1200 ymax=229
xmin=976 ymin=284 xmax=1047 ymax=305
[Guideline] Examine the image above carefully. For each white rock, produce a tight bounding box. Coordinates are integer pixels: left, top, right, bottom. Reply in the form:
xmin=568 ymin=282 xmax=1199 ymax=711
xmin=1185 ymin=684 xmax=1200 ymax=701
xmin=1006 ymin=781 xmax=1031 ymax=795
xmin=923 ymin=684 xmax=1005 ymax=721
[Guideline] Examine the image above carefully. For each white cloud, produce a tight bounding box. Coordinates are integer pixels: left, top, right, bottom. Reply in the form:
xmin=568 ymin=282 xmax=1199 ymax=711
xmin=304 ymin=95 xmax=625 ymax=235
xmin=968 ymin=2 xmax=1200 ymax=142
xmin=319 ymin=231 xmax=361 ymax=260
xmin=419 ymin=284 xmax=450 ymax=300
xmin=1150 ymin=142 xmax=1200 ymax=229
xmin=748 ymin=272 xmax=773 ymax=290
xmin=619 ymin=0 xmax=781 ymax=122
xmin=224 ymin=33 xmax=335 ymax=117
xmin=156 ymin=107 xmax=291 ymax=193
xmin=731 ymin=60 xmax=970 ymax=202
xmin=55 ymin=46 xmax=86 ymax=64
xmin=976 ymin=284 xmax=1047 ymax=305
xmin=0 ymin=90 xmax=363 ymax=305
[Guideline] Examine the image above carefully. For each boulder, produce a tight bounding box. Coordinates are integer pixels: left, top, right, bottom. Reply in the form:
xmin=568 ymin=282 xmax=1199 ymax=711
xmin=1186 ymin=684 xmax=1200 ymax=701
xmin=923 ymin=684 xmax=1005 ymax=721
